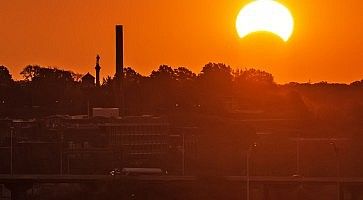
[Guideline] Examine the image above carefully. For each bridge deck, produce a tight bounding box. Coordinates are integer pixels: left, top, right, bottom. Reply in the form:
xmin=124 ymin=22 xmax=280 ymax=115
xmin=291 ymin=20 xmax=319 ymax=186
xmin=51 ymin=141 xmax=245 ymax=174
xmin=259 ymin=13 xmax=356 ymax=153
xmin=1 ymin=175 xmax=363 ymax=184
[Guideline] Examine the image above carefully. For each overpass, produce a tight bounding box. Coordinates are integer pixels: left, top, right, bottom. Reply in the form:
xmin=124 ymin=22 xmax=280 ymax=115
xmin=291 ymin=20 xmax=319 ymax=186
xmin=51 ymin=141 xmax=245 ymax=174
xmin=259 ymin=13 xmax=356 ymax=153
xmin=2 ymin=175 xmax=363 ymax=200
xmin=2 ymin=174 xmax=363 ymax=184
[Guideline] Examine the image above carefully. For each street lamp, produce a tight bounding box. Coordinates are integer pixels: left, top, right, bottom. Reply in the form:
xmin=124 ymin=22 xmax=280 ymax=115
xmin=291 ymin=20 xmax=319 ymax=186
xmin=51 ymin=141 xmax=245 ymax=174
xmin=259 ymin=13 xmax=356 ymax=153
xmin=330 ymin=140 xmax=341 ymax=200
xmin=10 ymin=127 xmax=14 ymax=175
xmin=246 ymin=142 xmax=257 ymax=200
xmin=296 ymin=132 xmax=301 ymax=175
xmin=59 ymin=131 xmax=64 ymax=175
xmin=182 ymin=133 xmax=185 ymax=176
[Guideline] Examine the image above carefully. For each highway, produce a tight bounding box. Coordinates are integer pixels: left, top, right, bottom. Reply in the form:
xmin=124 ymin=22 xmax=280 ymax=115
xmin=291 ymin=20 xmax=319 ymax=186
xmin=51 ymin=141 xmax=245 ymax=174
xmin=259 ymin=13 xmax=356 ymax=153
xmin=1 ymin=175 xmax=363 ymax=184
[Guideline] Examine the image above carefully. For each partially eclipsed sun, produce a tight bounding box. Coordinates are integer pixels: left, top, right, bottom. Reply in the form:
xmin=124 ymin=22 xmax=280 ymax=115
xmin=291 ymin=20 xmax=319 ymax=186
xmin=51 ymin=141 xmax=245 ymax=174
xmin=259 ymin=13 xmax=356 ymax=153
xmin=236 ymin=0 xmax=294 ymax=42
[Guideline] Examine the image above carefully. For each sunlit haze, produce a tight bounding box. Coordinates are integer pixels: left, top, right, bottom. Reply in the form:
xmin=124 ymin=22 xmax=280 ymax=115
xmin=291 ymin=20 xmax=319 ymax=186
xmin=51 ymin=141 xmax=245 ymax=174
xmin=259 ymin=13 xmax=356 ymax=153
xmin=1 ymin=0 xmax=363 ymax=83
xmin=2 ymin=1 xmax=363 ymax=199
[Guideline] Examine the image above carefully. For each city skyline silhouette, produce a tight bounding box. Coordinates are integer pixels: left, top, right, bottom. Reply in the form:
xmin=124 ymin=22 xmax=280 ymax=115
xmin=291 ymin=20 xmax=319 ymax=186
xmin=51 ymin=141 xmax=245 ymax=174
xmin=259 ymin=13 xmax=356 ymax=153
xmin=1 ymin=1 xmax=363 ymax=199
xmin=1 ymin=0 xmax=362 ymax=83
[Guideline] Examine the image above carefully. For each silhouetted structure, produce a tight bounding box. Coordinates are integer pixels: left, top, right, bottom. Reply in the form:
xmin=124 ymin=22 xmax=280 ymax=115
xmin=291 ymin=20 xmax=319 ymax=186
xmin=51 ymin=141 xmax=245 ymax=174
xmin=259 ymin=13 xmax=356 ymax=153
xmin=95 ymin=54 xmax=101 ymax=87
xmin=116 ymin=25 xmax=124 ymax=80
xmin=81 ymin=73 xmax=95 ymax=87
xmin=115 ymin=25 xmax=125 ymax=116
xmin=3 ymin=23 xmax=363 ymax=200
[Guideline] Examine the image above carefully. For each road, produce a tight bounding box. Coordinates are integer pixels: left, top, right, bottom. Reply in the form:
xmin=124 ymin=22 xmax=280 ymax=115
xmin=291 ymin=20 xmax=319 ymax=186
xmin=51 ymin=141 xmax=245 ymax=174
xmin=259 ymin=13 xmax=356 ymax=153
xmin=1 ymin=175 xmax=363 ymax=184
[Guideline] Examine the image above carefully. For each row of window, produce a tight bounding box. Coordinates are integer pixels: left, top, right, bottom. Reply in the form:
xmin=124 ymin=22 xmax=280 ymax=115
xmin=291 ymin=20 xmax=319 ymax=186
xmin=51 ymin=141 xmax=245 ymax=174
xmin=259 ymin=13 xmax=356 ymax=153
xmin=110 ymin=134 xmax=168 ymax=146
xmin=107 ymin=125 xmax=169 ymax=133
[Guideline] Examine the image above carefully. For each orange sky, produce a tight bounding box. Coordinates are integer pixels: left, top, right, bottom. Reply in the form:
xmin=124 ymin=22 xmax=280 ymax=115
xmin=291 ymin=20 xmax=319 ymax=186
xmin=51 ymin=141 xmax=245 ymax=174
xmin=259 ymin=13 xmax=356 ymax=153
xmin=1 ymin=0 xmax=362 ymax=83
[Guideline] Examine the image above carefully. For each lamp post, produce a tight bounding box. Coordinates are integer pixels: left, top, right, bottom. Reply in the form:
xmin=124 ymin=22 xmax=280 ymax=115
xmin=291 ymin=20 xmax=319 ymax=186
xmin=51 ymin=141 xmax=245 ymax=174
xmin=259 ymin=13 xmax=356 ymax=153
xmin=246 ymin=142 xmax=257 ymax=200
xmin=296 ymin=137 xmax=300 ymax=175
xmin=67 ymin=155 xmax=71 ymax=174
xmin=60 ymin=131 xmax=64 ymax=175
xmin=182 ymin=133 xmax=185 ymax=176
xmin=295 ymin=132 xmax=303 ymax=200
xmin=330 ymin=140 xmax=341 ymax=200
xmin=296 ymin=133 xmax=300 ymax=175
xmin=10 ymin=127 xmax=14 ymax=175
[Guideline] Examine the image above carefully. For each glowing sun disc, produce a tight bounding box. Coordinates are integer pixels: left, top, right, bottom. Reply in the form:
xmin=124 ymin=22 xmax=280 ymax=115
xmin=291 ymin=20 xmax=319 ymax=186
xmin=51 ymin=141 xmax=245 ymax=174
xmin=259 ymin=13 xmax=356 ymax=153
xmin=236 ymin=0 xmax=294 ymax=42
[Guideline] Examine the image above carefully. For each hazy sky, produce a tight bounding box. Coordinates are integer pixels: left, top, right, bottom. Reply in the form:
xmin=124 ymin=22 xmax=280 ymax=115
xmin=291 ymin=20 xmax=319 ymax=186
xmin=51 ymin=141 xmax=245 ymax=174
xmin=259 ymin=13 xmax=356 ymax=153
xmin=1 ymin=0 xmax=362 ymax=83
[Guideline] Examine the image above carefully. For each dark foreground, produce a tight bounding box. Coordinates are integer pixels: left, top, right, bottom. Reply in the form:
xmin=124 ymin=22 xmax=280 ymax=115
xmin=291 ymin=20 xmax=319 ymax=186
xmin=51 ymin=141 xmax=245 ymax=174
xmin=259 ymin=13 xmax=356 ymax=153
xmin=2 ymin=175 xmax=363 ymax=200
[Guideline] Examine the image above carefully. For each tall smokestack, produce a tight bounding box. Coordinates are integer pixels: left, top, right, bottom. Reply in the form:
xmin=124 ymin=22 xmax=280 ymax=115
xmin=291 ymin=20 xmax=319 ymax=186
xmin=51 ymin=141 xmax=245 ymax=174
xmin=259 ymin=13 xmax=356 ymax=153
xmin=115 ymin=25 xmax=125 ymax=116
xmin=116 ymin=25 xmax=124 ymax=79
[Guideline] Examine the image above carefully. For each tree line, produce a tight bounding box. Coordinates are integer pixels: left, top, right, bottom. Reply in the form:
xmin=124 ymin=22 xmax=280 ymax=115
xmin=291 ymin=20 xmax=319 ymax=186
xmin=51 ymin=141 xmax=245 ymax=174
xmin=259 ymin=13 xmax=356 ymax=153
xmin=1 ymin=63 xmax=363 ymax=125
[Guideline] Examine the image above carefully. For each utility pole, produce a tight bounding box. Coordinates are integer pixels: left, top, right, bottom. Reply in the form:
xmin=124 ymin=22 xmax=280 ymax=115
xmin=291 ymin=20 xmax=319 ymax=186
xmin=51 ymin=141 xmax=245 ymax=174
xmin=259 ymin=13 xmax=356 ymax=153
xmin=87 ymin=100 xmax=90 ymax=119
xmin=296 ymin=132 xmax=302 ymax=200
xmin=68 ymin=155 xmax=71 ymax=174
xmin=182 ymin=133 xmax=185 ymax=176
xmin=246 ymin=142 xmax=257 ymax=200
xmin=330 ymin=140 xmax=341 ymax=200
xmin=296 ymin=132 xmax=301 ymax=175
xmin=10 ymin=127 xmax=14 ymax=175
xmin=60 ymin=130 xmax=64 ymax=175
xmin=246 ymin=150 xmax=250 ymax=200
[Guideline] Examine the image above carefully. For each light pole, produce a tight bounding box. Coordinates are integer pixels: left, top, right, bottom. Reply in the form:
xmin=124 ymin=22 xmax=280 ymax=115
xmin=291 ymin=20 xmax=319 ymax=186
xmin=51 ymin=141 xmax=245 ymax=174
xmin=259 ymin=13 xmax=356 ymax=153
xmin=296 ymin=131 xmax=301 ymax=175
xmin=182 ymin=133 xmax=185 ymax=176
xmin=330 ymin=140 xmax=341 ymax=200
xmin=246 ymin=142 xmax=257 ymax=200
xmin=60 ymin=131 xmax=63 ymax=175
xmin=67 ymin=155 xmax=70 ymax=174
xmin=10 ymin=127 xmax=14 ymax=175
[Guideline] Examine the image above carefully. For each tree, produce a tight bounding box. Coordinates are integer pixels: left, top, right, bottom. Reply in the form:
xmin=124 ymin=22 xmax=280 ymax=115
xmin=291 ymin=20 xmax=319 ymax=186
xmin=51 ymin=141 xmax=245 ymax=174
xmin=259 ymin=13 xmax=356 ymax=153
xmin=234 ymin=68 xmax=275 ymax=86
xmin=20 ymin=65 xmax=41 ymax=81
xmin=172 ymin=67 xmax=197 ymax=110
xmin=145 ymin=65 xmax=178 ymax=112
xmin=0 ymin=65 xmax=13 ymax=86
xmin=174 ymin=67 xmax=196 ymax=82
xmin=124 ymin=67 xmax=143 ymax=84
xmin=123 ymin=67 xmax=144 ymax=114
xmin=232 ymin=68 xmax=276 ymax=111
xmin=0 ymin=66 xmax=14 ymax=114
xmin=350 ymin=80 xmax=363 ymax=87
xmin=20 ymin=65 xmax=74 ymax=82
xmin=197 ymin=63 xmax=233 ymax=111
xmin=198 ymin=63 xmax=233 ymax=92
xmin=72 ymin=73 xmax=83 ymax=82
xmin=102 ymin=76 xmax=113 ymax=87
xmin=18 ymin=65 xmax=81 ymax=115
xmin=150 ymin=65 xmax=176 ymax=81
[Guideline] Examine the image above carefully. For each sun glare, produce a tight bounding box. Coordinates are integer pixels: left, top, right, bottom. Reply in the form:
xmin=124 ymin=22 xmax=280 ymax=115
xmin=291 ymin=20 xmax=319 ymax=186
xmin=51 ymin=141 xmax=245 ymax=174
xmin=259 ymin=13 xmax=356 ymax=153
xmin=236 ymin=0 xmax=294 ymax=42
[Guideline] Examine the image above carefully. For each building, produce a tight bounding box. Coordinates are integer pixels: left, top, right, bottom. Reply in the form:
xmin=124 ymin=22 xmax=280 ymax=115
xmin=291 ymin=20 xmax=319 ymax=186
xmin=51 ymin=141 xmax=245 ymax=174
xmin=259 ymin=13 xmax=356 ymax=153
xmin=101 ymin=116 xmax=170 ymax=169
xmin=44 ymin=115 xmax=172 ymax=174
xmin=0 ymin=120 xmax=12 ymax=174
xmin=61 ymin=123 xmax=113 ymax=174
xmin=81 ymin=73 xmax=95 ymax=87
xmin=0 ymin=119 xmax=60 ymax=174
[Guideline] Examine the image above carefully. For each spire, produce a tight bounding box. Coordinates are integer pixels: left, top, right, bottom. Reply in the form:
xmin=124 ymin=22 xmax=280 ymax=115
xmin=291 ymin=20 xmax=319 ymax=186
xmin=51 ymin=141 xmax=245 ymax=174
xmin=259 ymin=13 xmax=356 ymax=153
xmin=95 ymin=54 xmax=101 ymax=87
xmin=96 ymin=54 xmax=101 ymax=65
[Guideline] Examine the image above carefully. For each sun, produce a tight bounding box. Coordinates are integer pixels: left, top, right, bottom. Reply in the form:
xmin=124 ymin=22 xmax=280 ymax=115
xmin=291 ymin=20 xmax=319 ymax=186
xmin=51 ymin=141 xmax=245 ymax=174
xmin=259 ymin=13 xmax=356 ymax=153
xmin=236 ymin=0 xmax=294 ymax=42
